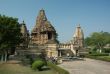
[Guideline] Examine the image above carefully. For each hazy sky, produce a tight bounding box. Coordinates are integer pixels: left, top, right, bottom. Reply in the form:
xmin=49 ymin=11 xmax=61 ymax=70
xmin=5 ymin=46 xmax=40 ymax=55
xmin=0 ymin=0 xmax=110 ymax=42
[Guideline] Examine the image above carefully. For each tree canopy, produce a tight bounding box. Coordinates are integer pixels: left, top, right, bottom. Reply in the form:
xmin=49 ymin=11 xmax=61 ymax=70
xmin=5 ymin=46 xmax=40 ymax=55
xmin=85 ymin=31 xmax=110 ymax=52
xmin=0 ymin=15 xmax=22 ymax=62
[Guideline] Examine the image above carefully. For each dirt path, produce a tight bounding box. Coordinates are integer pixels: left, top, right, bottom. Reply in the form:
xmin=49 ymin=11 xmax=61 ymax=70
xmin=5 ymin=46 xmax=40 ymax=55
xmin=59 ymin=58 xmax=110 ymax=74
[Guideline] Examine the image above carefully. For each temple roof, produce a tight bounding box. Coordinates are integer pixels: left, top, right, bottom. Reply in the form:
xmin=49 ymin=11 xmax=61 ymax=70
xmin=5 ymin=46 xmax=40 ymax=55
xmin=73 ymin=24 xmax=84 ymax=39
xmin=32 ymin=9 xmax=56 ymax=33
xmin=20 ymin=21 xmax=28 ymax=34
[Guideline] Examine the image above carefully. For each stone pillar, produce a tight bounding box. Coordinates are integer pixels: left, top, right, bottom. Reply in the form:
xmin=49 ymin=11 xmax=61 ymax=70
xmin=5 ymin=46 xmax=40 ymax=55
xmin=58 ymin=50 xmax=62 ymax=57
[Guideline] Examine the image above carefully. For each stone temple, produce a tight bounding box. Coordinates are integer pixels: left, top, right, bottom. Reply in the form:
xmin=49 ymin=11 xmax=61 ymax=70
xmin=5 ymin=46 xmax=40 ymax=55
xmin=20 ymin=9 xmax=85 ymax=58
xmin=31 ymin=9 xmax=58 ymax=45
xmin=20 ymin=21 xmax=29 ymax=48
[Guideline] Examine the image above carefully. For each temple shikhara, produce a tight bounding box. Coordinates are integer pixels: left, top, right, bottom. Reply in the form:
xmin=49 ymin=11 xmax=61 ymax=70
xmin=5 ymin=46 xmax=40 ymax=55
xmin=19 ymin=9 xmax=85 ymax=58
xmin=20 ymin=21 xmax=29 ymax=48
xmin=72 ymin=24 xmax=84 ymax=48
xmin=31 ymin=9 xmax=58 ymax=45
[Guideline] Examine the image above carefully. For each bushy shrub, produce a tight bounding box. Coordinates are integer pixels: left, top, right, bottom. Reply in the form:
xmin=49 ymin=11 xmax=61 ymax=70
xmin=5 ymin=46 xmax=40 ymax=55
xmin=102 ymin=48 xmax=110 ymax=53
xmin=32 ymin=60 xmax=45 ymax=71
xmin=28 ymin=53 xmax=47 ymax=65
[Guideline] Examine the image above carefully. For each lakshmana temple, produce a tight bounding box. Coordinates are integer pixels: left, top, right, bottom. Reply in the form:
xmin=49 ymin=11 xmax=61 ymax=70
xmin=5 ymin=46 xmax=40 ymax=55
xmin=31 ymin=9 xmax=58 ymax=45
xmin=20 ymin=9 xmax=84 ymax=57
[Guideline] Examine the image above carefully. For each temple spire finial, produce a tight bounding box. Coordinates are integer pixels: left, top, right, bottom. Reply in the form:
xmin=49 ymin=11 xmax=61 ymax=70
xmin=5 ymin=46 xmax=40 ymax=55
xmin=41 ymin=8 xmax=44 ymax=10
xmin=40 ymin=8 xmax=45 ymax=13
xmin=22 ymin=20 xmax=25 ymax=25
xmin=23 ymin=20 xmax=24 ymax=23
xmin=77 ymin=24 xmax=80 ymax=28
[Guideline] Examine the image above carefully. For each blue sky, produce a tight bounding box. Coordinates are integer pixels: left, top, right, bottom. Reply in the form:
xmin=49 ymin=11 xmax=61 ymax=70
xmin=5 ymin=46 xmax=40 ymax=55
xmin=0 ymin=0 xmax=110 ymax=42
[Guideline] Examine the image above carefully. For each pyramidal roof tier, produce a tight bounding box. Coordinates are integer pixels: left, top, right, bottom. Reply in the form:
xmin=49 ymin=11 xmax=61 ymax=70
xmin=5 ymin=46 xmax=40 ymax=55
xmin=36 ymin=9 xmax=47 ymax=27
xmin=73 ymin=24 xmax=84 ymax=39
xmin=32 ymin=9 xmax=56 ymax=33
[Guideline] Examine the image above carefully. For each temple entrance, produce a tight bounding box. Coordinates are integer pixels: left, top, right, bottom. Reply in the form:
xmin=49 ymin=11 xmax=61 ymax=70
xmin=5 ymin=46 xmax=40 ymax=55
xmin=48 ymin=32 xmax=52 ymax=40
xmin=58 ymin=50 xmax=74 ymax=57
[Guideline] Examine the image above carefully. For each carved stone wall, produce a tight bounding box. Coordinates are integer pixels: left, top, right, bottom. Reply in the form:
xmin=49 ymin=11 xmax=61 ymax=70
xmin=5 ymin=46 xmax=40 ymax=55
xmin=31 ymin=9 xmax=58 ymax=45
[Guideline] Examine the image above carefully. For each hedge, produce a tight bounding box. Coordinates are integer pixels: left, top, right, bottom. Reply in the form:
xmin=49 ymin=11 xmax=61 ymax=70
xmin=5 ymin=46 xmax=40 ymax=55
xmin=47 ymin=62 xmax=69 ymax=74
xmin=88 ymin=53 xmax=109 ymax=56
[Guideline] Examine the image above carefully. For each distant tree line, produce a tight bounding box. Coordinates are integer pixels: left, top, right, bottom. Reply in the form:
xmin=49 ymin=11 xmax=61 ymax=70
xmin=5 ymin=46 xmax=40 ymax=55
xmin=85 ymin=31 xmax=110 ymax=53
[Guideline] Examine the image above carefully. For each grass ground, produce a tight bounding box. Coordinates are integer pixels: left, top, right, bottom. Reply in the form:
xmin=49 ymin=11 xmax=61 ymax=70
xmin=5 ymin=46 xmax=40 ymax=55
xmin=96 ymin=56 xmax=110 ymax=62
xmin=86 ymin=55 xmax=110 ymax=62
xmin=0 ymin=60 xmax=57 ymax=74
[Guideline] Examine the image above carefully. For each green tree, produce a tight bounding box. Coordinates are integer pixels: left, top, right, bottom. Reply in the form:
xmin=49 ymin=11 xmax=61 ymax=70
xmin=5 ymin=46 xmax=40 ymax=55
xmin=0 ymin=15 xmax=22 ymax=62
xmin=85 ymin=31 xmax=110 ymax=53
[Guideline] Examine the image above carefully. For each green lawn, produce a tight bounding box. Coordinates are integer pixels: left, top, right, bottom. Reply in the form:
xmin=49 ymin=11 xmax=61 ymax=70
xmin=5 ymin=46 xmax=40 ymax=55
xmin=97 ymin=56 xmax=110 ymax=62
xmin=0 ymin=62 xmax=57 ymax=74
xmin=86 ymin=55 xmax=110 ymax=62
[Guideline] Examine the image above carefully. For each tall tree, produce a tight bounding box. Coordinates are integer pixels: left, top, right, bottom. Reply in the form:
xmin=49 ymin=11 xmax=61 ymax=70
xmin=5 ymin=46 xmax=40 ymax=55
xmin=0 ymin=15 xmax=22 ymax=62
xmin=85 ymin=31 xmax=110 ymax=53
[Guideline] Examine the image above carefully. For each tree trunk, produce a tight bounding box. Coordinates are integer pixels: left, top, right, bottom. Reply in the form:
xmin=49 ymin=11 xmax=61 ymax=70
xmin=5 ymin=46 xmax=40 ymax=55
xmin=4 ymin=51 xmax=8 ymax=62
xmin=99 ymin=49 xmax=102 ymax=53
xmin=98 ymin=43 xmax=102 ymax=53
xmin=99 ymin=46 xmax=103 ymax=53
xmin=1 ymin=54 xmax=4 ymax=62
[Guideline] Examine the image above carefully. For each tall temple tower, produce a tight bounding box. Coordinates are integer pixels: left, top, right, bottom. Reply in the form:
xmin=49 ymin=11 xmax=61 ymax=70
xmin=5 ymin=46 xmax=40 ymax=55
xmin=31 ymin=9 xmax=58 ymax=45
xmin=73 ymin=24 xmax=84 ymax=48
xmin=20 ymin=21 xmax=29 ymax=48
